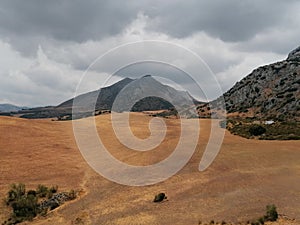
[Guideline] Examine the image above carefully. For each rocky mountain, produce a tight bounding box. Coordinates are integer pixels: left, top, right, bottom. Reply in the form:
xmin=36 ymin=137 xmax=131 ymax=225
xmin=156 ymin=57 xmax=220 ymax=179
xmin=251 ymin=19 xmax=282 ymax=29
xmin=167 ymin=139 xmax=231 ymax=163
xmin=107 ymin=75 xmax=200 ymax=114
xmin=2 ymin=47 xmax=299 ymax=121
xmin=209 ymin=46 xmax=300 ymax=121
xmin=12 ymin=75 xmax=200 ymax=119
xmin=57 ymin=77 xmax=134 ymax=110
xmin=61 ymin=75 xmax=200 ymax=113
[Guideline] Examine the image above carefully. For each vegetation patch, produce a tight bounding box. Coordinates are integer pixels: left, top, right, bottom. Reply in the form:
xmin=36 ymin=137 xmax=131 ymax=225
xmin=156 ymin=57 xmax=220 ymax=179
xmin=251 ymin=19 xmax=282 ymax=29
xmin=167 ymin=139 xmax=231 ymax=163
xmin=153 ymin=193 xmax=167 ymax=203
xmin=250 ymin=204 xmax=278 ymax=225
xmin=223 ymin=118 xmax=300 ymax=140
xmin=2 ymin=183 xmax=77 ymax=225
xmin=198 ymin=204 xmax=279 ymax=225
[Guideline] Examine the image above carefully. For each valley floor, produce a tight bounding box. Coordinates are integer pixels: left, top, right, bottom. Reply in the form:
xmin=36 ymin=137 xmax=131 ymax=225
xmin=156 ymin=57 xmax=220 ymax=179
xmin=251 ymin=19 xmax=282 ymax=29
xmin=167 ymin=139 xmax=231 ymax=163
xmin=0 ymin=114 xmax=299 ymax=225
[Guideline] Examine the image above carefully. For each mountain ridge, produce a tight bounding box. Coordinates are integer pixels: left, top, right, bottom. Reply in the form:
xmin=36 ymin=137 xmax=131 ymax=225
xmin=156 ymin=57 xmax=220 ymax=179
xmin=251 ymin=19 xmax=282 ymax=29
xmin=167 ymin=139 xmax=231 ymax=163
xmin=1 ymin=46 xmax=299 ymax=121
xmin=9 ymin=75 xmax=201 ymax=119
xmin=198 ymin=46 xmax=299 ymax=121
xmin=0 ymin=104 xmax=28 ymax=113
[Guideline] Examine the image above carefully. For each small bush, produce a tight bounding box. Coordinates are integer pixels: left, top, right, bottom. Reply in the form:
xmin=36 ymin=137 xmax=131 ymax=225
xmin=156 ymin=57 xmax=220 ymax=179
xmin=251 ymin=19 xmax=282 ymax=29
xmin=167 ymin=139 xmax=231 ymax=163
xmin=11 ymin=194 xmax=38 ymax=220
xmin=5 ymin=184 xmax=38 ymax=224
xmin=68 ymin=190 xmax=77 ymax=200
xmin=249 ymin=204 xmax=278 ymax=225
xmin=264 ymin=204 xmax=278 ymax=222
xmin=49 ymin=185 xmax=58 ymax=193
xmin=258 ymin=217 xmax=264 ymax=224
xmin=249 ymin=125 xmax=266 ymax=136
xmin=4 ymin=183 xmax=77 ymax=224
xmin=47 ymin=191 xmax=53 ymax=199
xmin=36 ymin=184 xmax=48 ymax=198
xmin=153 ymin=193 xmax=166 ymax=202
xmin=27 ymin=190 xmax=36 ymax=197
xmin=6 ymin=183 xmax=26 ymax=205
xmin=251 ymin=221 xmax=259 ymax=225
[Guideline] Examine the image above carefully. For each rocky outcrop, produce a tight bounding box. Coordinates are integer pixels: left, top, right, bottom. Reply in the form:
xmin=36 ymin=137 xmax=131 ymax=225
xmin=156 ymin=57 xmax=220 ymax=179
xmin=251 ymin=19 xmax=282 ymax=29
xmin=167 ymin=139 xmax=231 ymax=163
xmin=287 ymin=46 xmax=300 ymax=61
xmin=213 ymin=46 xmax=300 ymax=120
xmin=39 ymin=192 xmax=72 ymax=211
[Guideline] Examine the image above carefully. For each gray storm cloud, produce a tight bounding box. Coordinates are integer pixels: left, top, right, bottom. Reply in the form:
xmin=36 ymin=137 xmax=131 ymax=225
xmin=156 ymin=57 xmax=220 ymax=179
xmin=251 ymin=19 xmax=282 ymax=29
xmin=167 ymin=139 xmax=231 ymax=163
xmin=0 ymin=0 xmax=299 ymax=106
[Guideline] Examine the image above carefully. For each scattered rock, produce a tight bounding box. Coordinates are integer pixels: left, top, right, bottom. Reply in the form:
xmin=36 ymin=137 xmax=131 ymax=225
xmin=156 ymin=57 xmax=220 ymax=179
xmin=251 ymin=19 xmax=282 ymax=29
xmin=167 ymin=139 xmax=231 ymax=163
xmin=39 ymin=192 xmax=71 ymax=211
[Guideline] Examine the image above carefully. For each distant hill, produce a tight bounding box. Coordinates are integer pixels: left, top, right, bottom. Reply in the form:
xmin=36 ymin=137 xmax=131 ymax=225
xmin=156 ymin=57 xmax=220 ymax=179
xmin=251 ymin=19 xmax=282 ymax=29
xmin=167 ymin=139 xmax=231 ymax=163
xmin=0 ymin=104 xmax=27 ymax=112
xmin=13 ymin=75 xmax=201 ymax=119
xmin=59 ymin=75 xmax=200 ymax=113
xmin=201 ymin=46 xmax=300 ymax=121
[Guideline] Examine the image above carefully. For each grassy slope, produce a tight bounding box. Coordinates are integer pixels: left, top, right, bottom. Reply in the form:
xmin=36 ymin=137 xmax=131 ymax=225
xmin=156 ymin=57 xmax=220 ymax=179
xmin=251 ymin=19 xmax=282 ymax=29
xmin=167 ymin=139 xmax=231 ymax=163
xmin=0 ymin=115 xmax=300 ymax=224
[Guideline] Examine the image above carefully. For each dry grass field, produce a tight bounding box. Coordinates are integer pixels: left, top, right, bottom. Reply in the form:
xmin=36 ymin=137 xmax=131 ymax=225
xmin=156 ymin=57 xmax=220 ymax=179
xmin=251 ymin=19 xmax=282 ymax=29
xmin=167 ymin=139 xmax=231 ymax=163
xmin=0 ymin=114 xmax=300 ymax=224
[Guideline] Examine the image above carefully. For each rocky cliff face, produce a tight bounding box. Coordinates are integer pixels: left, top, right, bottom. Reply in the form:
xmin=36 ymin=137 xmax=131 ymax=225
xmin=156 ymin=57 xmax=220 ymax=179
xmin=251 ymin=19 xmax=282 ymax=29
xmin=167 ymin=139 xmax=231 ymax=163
xmin=219 ymin=46 xmax=300 ymax=120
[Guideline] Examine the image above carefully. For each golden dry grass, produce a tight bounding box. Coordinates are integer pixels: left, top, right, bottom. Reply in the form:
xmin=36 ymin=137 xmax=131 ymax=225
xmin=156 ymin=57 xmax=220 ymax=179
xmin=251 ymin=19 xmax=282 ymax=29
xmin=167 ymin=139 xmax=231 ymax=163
xmin=0 ymin=114 xmax=299 ymax=225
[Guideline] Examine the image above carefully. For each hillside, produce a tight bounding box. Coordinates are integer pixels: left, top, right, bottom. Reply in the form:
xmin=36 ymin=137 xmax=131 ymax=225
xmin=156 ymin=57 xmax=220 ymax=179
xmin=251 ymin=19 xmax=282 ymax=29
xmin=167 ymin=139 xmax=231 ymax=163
xmin=0 ymin=115 xmax=300 ymax=224
xmin=2 ymin=47 xmax=299 ymax=122
xmin=0 ymin=104 xmax=27 ymax=112
xmin=61 ymin=75 xmax=200 ymax=114
xmin=57 ymin=77 xmax=134 ymax=110
xmin=214 ymin=46 xmax=299 ymax=120
xmin=9 ymin=76 xmax=200 ymax=119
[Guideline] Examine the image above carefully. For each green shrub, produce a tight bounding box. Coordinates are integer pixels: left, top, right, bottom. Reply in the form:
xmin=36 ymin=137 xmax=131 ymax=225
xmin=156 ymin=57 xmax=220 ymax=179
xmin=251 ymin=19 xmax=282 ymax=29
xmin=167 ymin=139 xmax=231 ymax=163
xmin=153 ymin=193 xmax=166 ymax=202
xmin=49 ymin=185 xmax=58 ymax=193
xmin=264 ymin=204 xmax=278 ymax=222
xmin=11 ymin=194 xmax=38 ymax=220
xmin=5 ymin=184 xmax=38 ymax=224
xmin=4 ymin=183 xmax=76 ymax=224
xmin=36 ymin=184 xmax=48 ymax=198
xmin=47 ymin=191 xmax=53 ymax=199
xmin=47 ymin=185 xmax=58 ymax=199
xmin=251 ymin=221 xmax=260 ymax=225
xmin=27 ymin=190 xmax=36 ymax=197
xmin=258 ymin=217 xmax=264 ymax=224
xmin=249 ymin=125 xmax=266 ymax=136
xmin=6 ymin=183 xmax=26 ymax=204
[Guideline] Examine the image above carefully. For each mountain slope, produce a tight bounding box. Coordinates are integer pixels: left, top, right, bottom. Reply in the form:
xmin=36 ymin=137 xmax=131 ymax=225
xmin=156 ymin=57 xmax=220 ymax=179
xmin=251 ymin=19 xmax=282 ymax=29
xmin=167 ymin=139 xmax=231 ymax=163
xmin=57 ymin=77 xmax=134 ymax=110
xmin=13 ymin=75 xmax=200 ymax=119
xmin=0 ymin=104 xmax=27 ymax=112
xmin=60 ymin=75 xmax=199 ymax=113
xmin=109 ymin=75 xmax=199 ymax=114
xmin=212 ymin=46 xmax=300 ymax=120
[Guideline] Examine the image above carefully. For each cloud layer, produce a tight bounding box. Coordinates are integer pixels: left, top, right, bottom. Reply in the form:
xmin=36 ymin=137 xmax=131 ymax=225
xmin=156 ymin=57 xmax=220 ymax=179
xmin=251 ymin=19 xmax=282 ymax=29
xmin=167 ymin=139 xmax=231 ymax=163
xmin=0 ymin=0 xmax=299 ymax=106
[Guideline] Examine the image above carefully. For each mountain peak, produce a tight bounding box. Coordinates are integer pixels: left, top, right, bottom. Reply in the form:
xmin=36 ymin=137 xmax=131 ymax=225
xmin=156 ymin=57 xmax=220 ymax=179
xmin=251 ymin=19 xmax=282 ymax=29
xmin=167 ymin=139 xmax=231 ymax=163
xmin=287 ymin=46 xmax=300 ymax=61
xmin=141 ymin=74 xmax=152 ymax=78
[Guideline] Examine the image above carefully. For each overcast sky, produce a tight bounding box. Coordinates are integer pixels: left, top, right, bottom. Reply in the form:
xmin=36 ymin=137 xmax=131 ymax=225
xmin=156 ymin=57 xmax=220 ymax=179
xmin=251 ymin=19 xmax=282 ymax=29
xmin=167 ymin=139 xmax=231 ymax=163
xmin=0 ymin=0 xmax=299 ymax=106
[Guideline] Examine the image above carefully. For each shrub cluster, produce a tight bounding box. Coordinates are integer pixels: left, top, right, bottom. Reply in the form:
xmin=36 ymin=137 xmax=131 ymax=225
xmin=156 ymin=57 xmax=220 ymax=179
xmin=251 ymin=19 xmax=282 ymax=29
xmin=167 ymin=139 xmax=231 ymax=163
xmin=227 ymin=118 xmax=300 ymax=140
xmin=248 ymin=125 xmax=266 ymax=136
xmin=2 ymin=183 xmax=75 ymax=225
xmin=251 ymin=204 xmax=278 ymax=225
xmin=198 ymin=204 xmax=278 ymax=225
